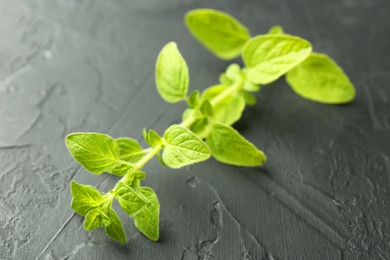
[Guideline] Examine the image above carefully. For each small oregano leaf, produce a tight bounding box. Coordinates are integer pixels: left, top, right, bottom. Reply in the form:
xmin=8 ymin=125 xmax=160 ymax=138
xmin=189 ymin=117 xmax=210 ymax=138
xmin=104 ymin=208 xmax=127 ymax=244
xmin=142 ymin=128 xmax=148 ymax=142
xmin=185 ymin=9 xmax=250 ymax=60
xmin=116 ymin=138 xmax=145 ymax=163
xmin=163 ymin=125 xmax=211 ymax=168
xmin=268 ymin=25 xmax=284 ymax=35
xmin=242 ymin=91 xmax=257 ymax=106
xmin=84 ymin=209 xmax=111 ymax=231
xmin=201 ymin=85 xmax=246 ymax=125
xmin=219 ymin=73 xmax=233 ymax=87
xmin=146 ymin=130 xmax=163 ymax=147
xmin=122 ymin=171 xmax=146 ymax=189
xmin=286 ymin=52 xmax=356 ymax=104
xmin=65 ymin=133 xmax=120 ymax=174
xmin=187 ymin=90 xmax=200 ymax=108
xmin=156 ymin=42 xmax=189 ymax=103
xmin=182 ymin=108 xmax=192 ymax=121
xmin=225 ymin=63 xmax=242 ymax=82
xmin=70 ymin=181 xmax=105 ymax=216
xmin=116 ymin=182 xmax=150 ymax=217
xmin=110 ymin=162 xmax=133 ymax=177
xmin=242 ymin=79 xmax=261 ymax=92
xmin=206 ymin=123 xmax=266 ymax=166
xmin=242 ymin=35 xmax=312 ymax=84
xmin=133 ymin=187 xmax=160 ymax=241
xmin=127 ymin=171 xmax=147 ymax=190
xmin=156 ymin=152 xmax=168 ymax=167
xmin=219 ymin=63 xmax=244 ymax=87
xmin=199 ymin=100 xmax=213 ymax=117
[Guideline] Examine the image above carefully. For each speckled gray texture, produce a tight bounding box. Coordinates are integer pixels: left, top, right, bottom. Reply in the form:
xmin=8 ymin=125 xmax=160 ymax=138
xmin=0 ymin=0 xmax=389 ymax=259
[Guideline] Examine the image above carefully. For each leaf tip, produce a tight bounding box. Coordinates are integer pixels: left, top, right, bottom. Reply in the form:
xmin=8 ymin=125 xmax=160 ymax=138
xmin=165 ymin=41 xmax=177 ymax=49
xmin=70 ymin=180 xmax=79 ymax=191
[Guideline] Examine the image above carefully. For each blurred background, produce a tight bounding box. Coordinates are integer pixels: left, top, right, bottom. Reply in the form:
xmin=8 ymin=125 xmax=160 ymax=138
xmin=0 ymin=0 xmax=389 ymax=259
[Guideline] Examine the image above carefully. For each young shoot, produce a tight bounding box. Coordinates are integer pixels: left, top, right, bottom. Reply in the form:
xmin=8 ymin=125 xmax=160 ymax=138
xmin=65 ymin=9 xmax=355 ymax=244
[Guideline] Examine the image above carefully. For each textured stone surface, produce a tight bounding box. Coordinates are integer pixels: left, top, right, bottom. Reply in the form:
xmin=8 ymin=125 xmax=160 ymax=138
xmin=0 ymin=0 xmax=389 ymax=259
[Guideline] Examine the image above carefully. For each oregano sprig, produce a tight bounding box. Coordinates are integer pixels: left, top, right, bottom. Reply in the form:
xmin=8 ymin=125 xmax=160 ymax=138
xmin=65 ymin=8 xmax=355 ymax=244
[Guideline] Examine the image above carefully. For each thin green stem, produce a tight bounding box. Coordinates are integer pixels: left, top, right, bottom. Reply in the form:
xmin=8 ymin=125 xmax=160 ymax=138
xmin=210 ymin=80 xmax=244 ymax=106
xmin=181 ymin=112 xmax=199 ymax=128
xmin=113 ymin=146 xmax=161 ymax=191
xmin=134 ymin=146 xmax=161 ymax=170
xmin=142 ymin=147 xmax=153 ymax=154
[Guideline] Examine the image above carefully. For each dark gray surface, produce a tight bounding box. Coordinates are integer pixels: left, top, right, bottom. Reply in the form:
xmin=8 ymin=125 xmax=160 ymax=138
xmin=1 ymin=0 xmax=389 ymax=259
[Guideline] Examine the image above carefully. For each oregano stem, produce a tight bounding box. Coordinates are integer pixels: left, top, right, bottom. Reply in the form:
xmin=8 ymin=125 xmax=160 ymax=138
xmin=210 ymin=80 xmax=244 ymax=106
xmin=113 ymin=145 xmax=162 ymax=190
xmin=134 ymin=145 xmax=161 ymax=170
xmin=141 ymin=148 xmax=153 ymax=154
xmin=181 ymin=112 xmax=199 ymax=128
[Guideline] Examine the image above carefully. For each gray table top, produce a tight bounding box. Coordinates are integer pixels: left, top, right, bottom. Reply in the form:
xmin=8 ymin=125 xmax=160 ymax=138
xmin=1 ymin=0 xmax=389 ymax=259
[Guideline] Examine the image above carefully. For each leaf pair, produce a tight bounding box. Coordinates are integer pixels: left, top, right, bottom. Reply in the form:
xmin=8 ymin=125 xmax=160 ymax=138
xmin=115 ymin=182 xmax=160 ymax=241
xmin=185 ymin=9 xmax=312 ymax=84
xmin=184 ymin=85 xmax=246 ymax=139
xmin=71 ymin=179 xmax=160 ymax=243
xmin=115 ymin=181 xmax=150 ymax=217
xmin=185 ymin=9 xmax=356 ymax=104
xmin=71 ymin=181 xmax=127 ymax=243
xmin=265 ymin=25 xmax=356 ymax=103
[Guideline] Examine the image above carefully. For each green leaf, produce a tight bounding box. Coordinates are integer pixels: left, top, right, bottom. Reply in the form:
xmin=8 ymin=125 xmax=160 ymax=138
xmin=189 ymin=117 xmax=210 ymax=138
xmin=142 ymin=128 xmax=148 ymax=142
xmin=156 ymin=152 xmax=168 ymax=167
xmin=104 ymin=208 xmax=127 ymax=244
xmin=225 ymin=63 xmax=242 ymax=80
xmin=242 ymin=91 xmax=257 ymax=106
xmin=206 ymin=123 xmax=266 ymax=166
xmin=182 ymin=108 xmax=193 ymax=121
xmin=163 ymin=125 xmax=211 ymax=168
xmin=268 ymin=25 xmax=284 ymax=35
xmin=115 ymin=182 xmax=150 ymax=217
xmin=127 ymin=171 xmax=147 ymax=189
xmin=155 ymin=42 xmax=189 ymax=103
xmin=286 ymin=53 xmax=356 ymax=104
xmin=242 ymin=79 xmax=261 ymax=92
xmin=185 ymin=9 xmax=250 ymax=60
xmin=110 ymin=162 xmax=133 ymax=177
xmin=219 ymin=63 xmax=242 ymax=87
xmin=116 ymin=138 xmax=145 ymax=163
xmin=133 ymin=187 xmax=160 ymax=241
xmin=65 ymin=133 xmax=120 ymax=174
xmin=219 ymin=73 xmax=233 ymax=87
xmin=84 ymin=209 xmax=111 ymax=231
xmin=199 ymin=100 xmax=213 ymax=117
xmin=187 ymin=90 xmax=200 ymax=108
xmin=70 ymin=181 xmax=105 ymax=216
xmin=145 ymin=129 xmax=163 ymax=147
xmin=201 ymin=85 xmax=245 ymax=125
xmin=242 ymin=35 xmax=312 ymax=84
